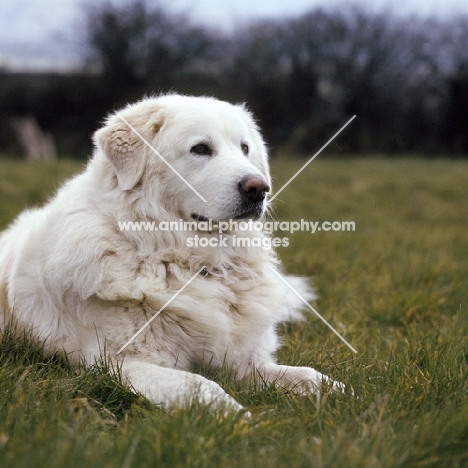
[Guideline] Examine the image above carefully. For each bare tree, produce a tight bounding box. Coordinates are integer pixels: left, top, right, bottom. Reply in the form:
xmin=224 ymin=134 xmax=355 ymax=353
xmin=86 ymin=0 xmax=223 ymax=91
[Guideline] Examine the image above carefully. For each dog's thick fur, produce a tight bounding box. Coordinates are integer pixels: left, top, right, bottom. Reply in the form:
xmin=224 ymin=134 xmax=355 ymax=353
xmin=0 ymin=95 xmax=342 ymax=411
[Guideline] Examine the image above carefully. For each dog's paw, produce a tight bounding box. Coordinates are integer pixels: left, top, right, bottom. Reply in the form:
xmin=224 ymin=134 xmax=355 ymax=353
xmin=290 ymin=367 xmax=345 ymax=394
xmin=190 ymin=375 xmax=246 ymax=414
xmin=261 ymin=364 xmax=346 ymax=395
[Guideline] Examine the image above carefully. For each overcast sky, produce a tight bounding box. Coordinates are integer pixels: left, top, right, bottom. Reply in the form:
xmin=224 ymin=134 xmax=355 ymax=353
xmin=1 ymin=0 xmax=467 ymax=70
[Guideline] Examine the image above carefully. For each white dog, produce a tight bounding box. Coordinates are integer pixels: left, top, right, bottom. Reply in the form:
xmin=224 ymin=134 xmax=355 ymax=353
xmin=0 ymin=94 xmax=342 ymax=412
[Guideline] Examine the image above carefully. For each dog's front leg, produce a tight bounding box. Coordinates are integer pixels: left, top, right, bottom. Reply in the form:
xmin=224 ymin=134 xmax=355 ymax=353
xmin=120 ymin=359 xmax=246 ymax=413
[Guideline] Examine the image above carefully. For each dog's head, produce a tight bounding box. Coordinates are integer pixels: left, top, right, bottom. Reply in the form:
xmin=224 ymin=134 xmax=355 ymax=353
xmin=94 ymin=94 xmax=271 ymax=222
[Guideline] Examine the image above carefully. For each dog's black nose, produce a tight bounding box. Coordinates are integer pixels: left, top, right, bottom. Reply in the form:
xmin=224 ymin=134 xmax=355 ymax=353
xmin=238 ymin=175 xmax=270 ymax=203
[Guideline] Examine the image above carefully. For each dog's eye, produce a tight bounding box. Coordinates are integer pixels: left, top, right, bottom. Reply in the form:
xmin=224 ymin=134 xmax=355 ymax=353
xmin=191 ymin=144 xmax=213 ymax=156
xmin=241 ymin=143 xmax=249 ymax=156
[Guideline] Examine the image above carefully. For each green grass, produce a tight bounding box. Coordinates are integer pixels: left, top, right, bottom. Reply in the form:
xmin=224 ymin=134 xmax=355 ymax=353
xmin=0 ymin=160 xmax=85 ymax=226
xmin=0 ymin=158 xmax=467 ymax=467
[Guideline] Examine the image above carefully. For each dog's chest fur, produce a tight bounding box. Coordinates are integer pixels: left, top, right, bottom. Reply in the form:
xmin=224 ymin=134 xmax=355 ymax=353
xmin=93 ymin=254 xmax=283 ymax=377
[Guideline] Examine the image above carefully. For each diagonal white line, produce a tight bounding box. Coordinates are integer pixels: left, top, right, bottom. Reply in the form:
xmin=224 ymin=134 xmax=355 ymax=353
xmin=117 ymin=113 xmax=207 ymax=203
xmin=269 ymin=115 xmax=356 ymax=203
xmin=268 ymin=266 xmax=357 ymax=354
xmin=116 ymin=266 xmax=206 ymax=355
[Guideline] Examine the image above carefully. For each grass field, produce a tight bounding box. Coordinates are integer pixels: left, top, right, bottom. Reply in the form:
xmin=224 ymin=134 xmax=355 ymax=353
xmin=0 ymin=158 xmax=467 ymax=467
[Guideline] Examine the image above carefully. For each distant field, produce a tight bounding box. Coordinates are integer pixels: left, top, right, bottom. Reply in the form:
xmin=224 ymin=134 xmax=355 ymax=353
xmin=0 ymin=160 xmax=85 ymax=229
xmin=0 ymin=158 xmax=467 ymax=467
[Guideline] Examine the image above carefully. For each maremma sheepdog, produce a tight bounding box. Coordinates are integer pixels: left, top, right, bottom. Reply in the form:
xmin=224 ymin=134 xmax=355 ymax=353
xmin=0 ymin=94 xmax=343 ymax=413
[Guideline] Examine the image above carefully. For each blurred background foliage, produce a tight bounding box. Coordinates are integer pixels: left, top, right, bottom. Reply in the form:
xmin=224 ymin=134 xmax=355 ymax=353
xmin=0 ymin=0 xmax=467 ymax=159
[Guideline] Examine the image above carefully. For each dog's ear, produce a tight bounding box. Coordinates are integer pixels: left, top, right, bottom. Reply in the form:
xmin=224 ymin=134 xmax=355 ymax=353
xmin=94 ymin=123 xmax=144 ymax=190
xmin=94 ymin=117 xmax=164 ymax=191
